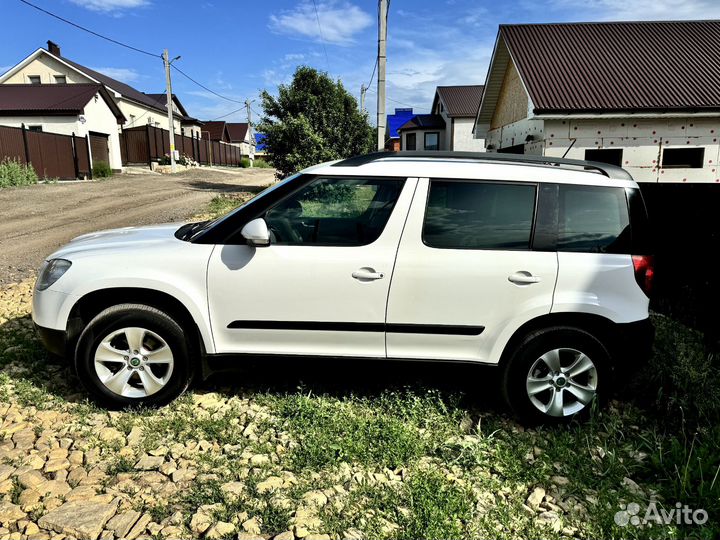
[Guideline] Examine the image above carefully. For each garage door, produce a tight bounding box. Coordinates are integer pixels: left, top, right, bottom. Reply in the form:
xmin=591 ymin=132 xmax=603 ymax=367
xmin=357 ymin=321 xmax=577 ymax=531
xmin=89 ymin=132 xmax=110 ymax=166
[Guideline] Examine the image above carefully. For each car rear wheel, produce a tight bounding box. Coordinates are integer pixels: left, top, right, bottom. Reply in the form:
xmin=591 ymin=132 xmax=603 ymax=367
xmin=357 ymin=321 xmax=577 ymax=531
xmin=75 ymin=304 xmax=193 ymax=408
xmin=502 ymin=326 xmax=611 ymax=423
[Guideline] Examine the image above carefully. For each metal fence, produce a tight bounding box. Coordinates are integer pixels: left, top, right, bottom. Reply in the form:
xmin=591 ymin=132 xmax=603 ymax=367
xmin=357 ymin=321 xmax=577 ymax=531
xmin=0 ymin=124 xmax=91 ymax=180
xmin=120 ymin=125 xmax=244 ymax=167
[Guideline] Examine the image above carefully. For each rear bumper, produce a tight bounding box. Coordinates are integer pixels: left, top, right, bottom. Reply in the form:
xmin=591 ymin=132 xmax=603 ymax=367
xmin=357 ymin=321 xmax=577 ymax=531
xmin=34 ymin=323 xmax=67 ymax=358
xmin=613 ymin=318 xmax=654 ymax=374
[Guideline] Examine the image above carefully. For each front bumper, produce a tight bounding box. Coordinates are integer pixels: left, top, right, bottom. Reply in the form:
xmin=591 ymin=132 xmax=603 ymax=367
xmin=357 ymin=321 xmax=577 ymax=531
xmin=34 ymin=323 xmax=68 ymax=357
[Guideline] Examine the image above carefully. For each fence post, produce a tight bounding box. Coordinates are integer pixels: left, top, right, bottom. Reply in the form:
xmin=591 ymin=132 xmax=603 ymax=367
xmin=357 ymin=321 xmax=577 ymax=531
xmin=145 ymin=124 xmax=152 ymax=168
xmin=123 ymin=127 xmax=130 ymax=166
xmin=21 ymin=123 xmax=30 ymax=165
xmin=71 ymin=131 xmax=80 ymax=179
xmin=86 ymin=134 xmax=93 ymax=179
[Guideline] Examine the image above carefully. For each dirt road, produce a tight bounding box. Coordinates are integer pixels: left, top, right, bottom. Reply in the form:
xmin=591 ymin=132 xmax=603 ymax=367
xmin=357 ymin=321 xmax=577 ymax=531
xmin=0 ymin=167 xmax=275 ymax=284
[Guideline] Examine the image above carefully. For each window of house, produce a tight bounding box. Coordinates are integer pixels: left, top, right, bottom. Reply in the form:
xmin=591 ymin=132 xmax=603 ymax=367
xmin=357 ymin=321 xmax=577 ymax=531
xmin=27 ymin=126 xmax=43 ymax=132
xmin=28 ymin=76 xmax=41 ymax=85
xmin=424 ymin=132 xmax=439 ymax=151
xmin=54 ymin=75 xmax=67 ymax=84
xmin=423 ymin=180 xmax=536 ymax=250
xmin=498 ymin=144 xmax=525 ymax=154
xmin=405 ymin=133 xmax=416 ymax=151
xmin=264 ymin=177 xmax=405 ymax=246
xmin=662 ymin=147 xmax=705 ymax=168
xmin=585 ymin=148 xmax=623 ymax=167
xmin=557 ymin=185 xmax=630 ymax=253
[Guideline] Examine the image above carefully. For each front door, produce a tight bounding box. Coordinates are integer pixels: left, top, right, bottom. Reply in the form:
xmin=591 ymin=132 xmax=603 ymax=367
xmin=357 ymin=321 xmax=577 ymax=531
xmin=386 ymin=178 xmax=558 ymax=363
xmin=208 ymin=176 xmax=417 ymax=357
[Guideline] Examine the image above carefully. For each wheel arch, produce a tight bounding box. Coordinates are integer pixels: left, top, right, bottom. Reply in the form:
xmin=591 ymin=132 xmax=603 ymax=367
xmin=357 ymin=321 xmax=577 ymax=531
xmin=67 ymin=287 xmax=210 ymax=357
xmin=497 ymin=312 xmax=619 ymax=369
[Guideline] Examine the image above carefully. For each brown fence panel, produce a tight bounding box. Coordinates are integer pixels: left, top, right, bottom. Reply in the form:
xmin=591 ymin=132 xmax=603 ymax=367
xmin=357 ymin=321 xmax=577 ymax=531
xmin=0 ymin=125 xmax=28 ymax=164
xmin=26 ymin=130 xmax=75 ymax=179
xmin=198 ymin=138 xmax=208 ymax=164
xmin=74 ymin=135 xmax=91 ymax=177
xmin=122 ymin=129 xmax=150 ymax=164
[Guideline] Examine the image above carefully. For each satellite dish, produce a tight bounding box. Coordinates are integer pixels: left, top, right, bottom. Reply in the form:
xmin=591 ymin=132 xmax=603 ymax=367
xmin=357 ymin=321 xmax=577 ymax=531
xmin=78 ymin=115 xmax=87 ymax=124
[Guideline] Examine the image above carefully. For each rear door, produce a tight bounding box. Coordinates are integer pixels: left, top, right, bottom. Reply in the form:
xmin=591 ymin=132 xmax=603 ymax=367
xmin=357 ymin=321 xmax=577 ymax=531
xmin=386 ymin=177 xmax=558 ymax=363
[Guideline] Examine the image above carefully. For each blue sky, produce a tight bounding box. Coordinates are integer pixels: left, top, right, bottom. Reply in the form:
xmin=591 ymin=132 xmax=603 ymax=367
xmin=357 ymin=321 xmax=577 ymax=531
xmin=3 ymin=0 xmax=719 ymax=123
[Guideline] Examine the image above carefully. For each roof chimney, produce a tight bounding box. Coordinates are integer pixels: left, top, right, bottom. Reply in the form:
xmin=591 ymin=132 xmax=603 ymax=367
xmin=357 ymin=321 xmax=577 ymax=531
xmin=47 ymin=41 xmax=61 ymax=57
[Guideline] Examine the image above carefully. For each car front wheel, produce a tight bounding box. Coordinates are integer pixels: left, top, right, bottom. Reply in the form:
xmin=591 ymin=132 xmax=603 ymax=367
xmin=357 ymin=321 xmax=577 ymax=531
xmin=502 ymin=326 xmax=611 ymax=423
xmin=75 ymin=303 xmax=193 ymax=408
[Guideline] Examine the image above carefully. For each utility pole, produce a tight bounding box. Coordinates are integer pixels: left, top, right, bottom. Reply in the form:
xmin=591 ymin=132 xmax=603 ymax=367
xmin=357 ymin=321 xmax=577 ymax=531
xmin=360 ymin=84 xmax=367 ymax=113
xmin=245 ymin=99 xmax=253 ymax=166
xmin=162 ymin=49 xmax=177 ymax=173
xmin=376 ymin=0 xmax=387 ymax=151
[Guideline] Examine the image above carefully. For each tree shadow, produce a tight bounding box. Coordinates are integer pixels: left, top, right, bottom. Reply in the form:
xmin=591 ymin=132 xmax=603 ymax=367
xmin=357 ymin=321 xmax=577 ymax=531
xmin=182 ymin=180 xmax=269 ymax=193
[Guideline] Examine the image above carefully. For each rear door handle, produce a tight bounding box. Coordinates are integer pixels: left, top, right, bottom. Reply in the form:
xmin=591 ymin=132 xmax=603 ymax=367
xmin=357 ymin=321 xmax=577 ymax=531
xmin=508 ymin=271 xmax=541 ymax=285
xmin=352 ymin=268 xmax=385 ymax=281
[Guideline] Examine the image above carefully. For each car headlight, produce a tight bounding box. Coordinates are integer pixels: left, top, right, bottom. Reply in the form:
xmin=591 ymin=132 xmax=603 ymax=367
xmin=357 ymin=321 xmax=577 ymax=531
xmin=36 ymin=259 xmax=72 ymax=291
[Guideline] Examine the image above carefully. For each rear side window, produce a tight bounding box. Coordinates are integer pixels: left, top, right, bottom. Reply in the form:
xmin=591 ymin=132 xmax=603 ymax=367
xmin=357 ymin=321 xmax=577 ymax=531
xmin=423 ymin=180 xmax=536 ymax=249
xmin=557 ymin=185 xmax=630 ymax=253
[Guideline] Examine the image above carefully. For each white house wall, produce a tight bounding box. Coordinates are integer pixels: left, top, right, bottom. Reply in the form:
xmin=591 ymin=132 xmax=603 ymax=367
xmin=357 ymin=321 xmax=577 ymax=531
xmin=120 ymin=98 xmax=181 ymax=133
xmin=542 ymin=118 xmax=720 ymax=183
xmin=452 ymin=117 xmax=485 ymax=151
xmin=486 ymin=116 xmax=720 ymax=183
xmin=81 ymin=93 xmax=123 ymax=170
xmin=2 ymin=54 xmax=92 ymax=84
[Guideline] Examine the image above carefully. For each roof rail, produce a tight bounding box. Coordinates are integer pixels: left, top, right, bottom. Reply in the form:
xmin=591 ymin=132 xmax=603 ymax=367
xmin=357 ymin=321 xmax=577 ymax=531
xmin=331 ymin=151 xmax=633 ymax=181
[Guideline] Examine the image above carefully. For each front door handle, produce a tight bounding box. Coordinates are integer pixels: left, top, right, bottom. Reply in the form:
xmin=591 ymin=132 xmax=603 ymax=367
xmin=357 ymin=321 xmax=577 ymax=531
xmin=352 ymin=268 xmax=385 ymax=281
xmin=508 ymin=271 xmax=541 ymax=285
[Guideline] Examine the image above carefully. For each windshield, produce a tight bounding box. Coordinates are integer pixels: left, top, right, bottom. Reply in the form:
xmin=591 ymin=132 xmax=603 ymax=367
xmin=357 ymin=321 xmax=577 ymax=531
xmin=188 ymin=173 xmax=301 ymax=241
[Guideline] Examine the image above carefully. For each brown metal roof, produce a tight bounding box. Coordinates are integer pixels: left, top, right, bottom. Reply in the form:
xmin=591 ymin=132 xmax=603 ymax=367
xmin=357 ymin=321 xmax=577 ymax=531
xmin=202 ymin=121 xmax=230 ymax=141
xmin=501 ymin=21 xmax=720 ymax=113
xmin=433 ymin=85 xmax=484 ymax=117
xmin=398 ymin=114 xmax=446 ymax=131
xmin=226 ymin=122 xmax=249 ymax=142
xmin=0 ymin=83 xmax=125 ymax=122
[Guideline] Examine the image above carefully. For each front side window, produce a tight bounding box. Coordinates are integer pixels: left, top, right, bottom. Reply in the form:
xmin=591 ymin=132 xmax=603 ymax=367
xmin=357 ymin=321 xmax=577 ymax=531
xmin=585 ymin=148 xmax=623 ymax=166
xmin=424 ymin=132 xmax=439 ymax=151
xmin=406 ymin=133 xmax=416 ymax=151
xmin=28 ymin=75 xmax=41 ymax=85
xmin=54 ymin=75 xmax=67 ymax=84
xmin=264 ymin=177 xmax=405 ymax=246
xmin=662 ymin=147 xmax=704 ymax=168
xmin=557 ymin=185 xmax=630 ymax=253
xmin=423 ymin=180 xmax=536 ymax=249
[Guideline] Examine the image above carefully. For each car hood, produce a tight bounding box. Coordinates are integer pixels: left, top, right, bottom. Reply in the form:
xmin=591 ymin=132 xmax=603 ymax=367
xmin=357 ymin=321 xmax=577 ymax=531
xmin=49 ymin=223 xmax=186 ymax=259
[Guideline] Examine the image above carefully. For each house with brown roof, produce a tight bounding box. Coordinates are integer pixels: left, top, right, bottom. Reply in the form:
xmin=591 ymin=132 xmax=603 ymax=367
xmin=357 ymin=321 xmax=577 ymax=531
xmin=226 ymin=122 xmax=255 ymax=159
xmin=474 ymin=21 xmax=720 ymax=182
xmin=398 ymin=85 xmax=485 ymax=151
xmin=201 ymin=121 xmax=232 ymax=143
xmin=0 ymin=83 xmax=125 ymax=170
xmin=0 ymin=41 xmax=199 ymax=138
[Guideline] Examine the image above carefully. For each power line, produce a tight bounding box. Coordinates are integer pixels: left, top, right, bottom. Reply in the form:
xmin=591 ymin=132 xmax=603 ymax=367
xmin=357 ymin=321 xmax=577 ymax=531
xmin=210 ymin=107 xmax=245 ymax=121
xmin=170 ymin=65 xmax=245 ymax=105
xmin=18 ymin=0 xmax=160 ymax=58
xmin=310 ymin=0 xmax=331 ymax=72
xmin=366 ymin=58 xmax=378 ymax=89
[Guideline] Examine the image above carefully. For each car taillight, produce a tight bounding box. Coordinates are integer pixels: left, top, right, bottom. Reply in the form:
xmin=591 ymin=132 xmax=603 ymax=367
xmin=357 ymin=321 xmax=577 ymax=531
xmin=632 ymin=255 xmax=655 ymax=297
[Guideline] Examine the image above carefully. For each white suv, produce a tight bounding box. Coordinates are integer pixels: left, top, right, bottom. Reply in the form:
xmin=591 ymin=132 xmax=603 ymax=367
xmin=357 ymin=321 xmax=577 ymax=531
xmin=33 ymin=152 xmax=654 ymax=421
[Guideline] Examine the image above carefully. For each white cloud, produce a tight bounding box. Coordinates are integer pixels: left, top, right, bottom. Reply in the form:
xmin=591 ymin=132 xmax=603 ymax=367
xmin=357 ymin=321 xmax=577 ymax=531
xmin=69 ymin=0 xmax=149 ymax=13
xmin=89 ymin=67 xmax=141 ymax=83
xmin=548 ymin=0 xmax=720 ymax=19
xmin=269 ymin=1 xmax=373 ymax=45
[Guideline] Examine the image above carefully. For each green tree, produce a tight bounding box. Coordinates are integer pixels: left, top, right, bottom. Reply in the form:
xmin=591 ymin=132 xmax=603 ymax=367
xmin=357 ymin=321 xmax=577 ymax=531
xmin=258 ymin=66 xmax=374 ymax=178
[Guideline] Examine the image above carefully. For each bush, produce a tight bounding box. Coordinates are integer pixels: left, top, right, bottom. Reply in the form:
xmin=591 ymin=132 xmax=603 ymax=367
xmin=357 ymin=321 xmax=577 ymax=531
xmin=253 ymin=158 xmax=271 ymax=168
xmin=92 ymin=160 xmax=112 ymax=178
xmin=240 ymin=158 xmax=251 ymax=168
xmin=0 ymin=158 xmax=38 ymax=188
xmin=159 ymin=153 xmax=197 ymax=167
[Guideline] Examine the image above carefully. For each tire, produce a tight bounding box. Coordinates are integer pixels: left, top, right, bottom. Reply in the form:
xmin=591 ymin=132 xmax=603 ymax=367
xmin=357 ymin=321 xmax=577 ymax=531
xmin=74 ymin=303 xmax=194 ymax=409
xmin=501 ymin=326 xmax=611 ymax=424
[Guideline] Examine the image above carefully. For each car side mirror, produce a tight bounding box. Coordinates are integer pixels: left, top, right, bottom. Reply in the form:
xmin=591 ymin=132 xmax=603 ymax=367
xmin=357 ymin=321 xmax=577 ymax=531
xmin=240 ymin=218 xmax=270 ymax=247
